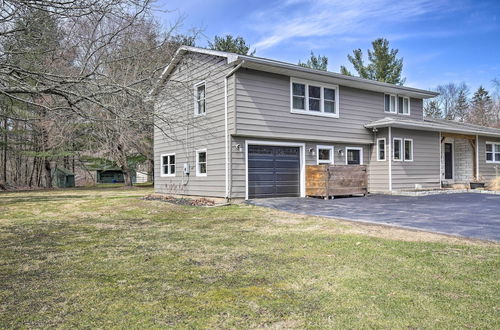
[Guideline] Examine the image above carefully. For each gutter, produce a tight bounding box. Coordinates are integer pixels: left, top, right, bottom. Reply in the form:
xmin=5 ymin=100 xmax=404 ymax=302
xmin=224 ymin=60 xmax=244 ymax=201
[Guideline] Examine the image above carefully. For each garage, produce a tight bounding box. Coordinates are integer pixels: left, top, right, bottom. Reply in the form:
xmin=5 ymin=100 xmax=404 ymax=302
xmin=247 ymin=145 xmax=301 ymax=198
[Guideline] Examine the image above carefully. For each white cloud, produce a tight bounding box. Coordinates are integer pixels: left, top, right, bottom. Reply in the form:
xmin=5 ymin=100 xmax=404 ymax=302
xmin=251 ymin=0 xmax=452 ymax=50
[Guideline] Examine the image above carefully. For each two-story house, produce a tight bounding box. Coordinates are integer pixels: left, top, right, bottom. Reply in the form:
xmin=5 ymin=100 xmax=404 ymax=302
xmin=153 ymin=46 xmax=500 ymax=199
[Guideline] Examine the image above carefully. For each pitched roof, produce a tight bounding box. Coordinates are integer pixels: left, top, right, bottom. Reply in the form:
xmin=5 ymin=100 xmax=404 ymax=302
xmin=155 ymin=46 xmax=439 ymax=99
xmin=365 ymin=116 xmax=500 ymax=137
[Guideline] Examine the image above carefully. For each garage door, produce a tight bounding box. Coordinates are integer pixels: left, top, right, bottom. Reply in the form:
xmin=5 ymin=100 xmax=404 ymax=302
xmin=248 ymin=145 xmax=301 ymax=198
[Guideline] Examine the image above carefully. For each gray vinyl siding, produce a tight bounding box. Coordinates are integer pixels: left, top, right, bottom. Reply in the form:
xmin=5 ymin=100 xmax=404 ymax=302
xmin=233 ymin=69 xmax=424 ymax=144
xmin=154 ymin=53 xmax=234 ymax=197
xmin=229 ymin=136 xmax=370 ymax=199
xmin=391 ymin=128 xmax=441 ymax=190
xmin=478 ymin=136 xmax=500 ymax=181
xmin=368 ymin=128 xmax=389 ymax=192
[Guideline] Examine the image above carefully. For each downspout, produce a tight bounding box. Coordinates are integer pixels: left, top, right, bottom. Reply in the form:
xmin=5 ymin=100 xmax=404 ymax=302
xmin=439 ymin=131 xmax=442 ymax=187
xmin=224 ymin=60 xmax=244 ymax=201
xmin=388 ymin=126 xmax=392 ymax=192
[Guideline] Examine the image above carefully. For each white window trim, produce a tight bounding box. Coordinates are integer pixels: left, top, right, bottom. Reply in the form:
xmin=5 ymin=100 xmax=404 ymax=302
xmin=384 ymin=94 xmax=397 ymax=113
xmin=398 ymin=96 xmax=411 ymax=116
xmin=195 ymin=149 xmax=207 ymax=176
xmin=244 ymin=140 xmax=306 ymax=200
xmin=160 ymin=153 xmax=175 ymax=177
xmin=194 ymin=81 xmax=206 ymax=116
xmin=404 ymin=138 xmax=414 ymax=162
xmin=486 ymin=141 xmax=500 ymax=163
xmin=393 ymin=138 xmax=403 ymax=161
xmin=316 ymin=145 xmax=334 ymax=164
xmin=345 ymin=147 xmax=363 ymax=165
xmin=377 ymin=138 xmax=386 ymax=161
xmin=290 ymin=77 xmax=340 ymax=118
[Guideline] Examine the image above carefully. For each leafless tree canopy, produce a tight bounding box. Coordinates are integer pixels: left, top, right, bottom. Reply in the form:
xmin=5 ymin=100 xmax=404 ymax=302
xmin=0 ymin=0 xmax=197 ymax=188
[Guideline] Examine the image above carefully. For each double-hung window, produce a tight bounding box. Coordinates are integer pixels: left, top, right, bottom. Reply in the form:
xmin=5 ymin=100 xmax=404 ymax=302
xmin=194 ymin=82 xmax=206 ymax=116
xmin=161 ymin=153 xmax=175 ymax=176
xmin=384 ymin=94 xmax=397 ymax=113
xmin=377 ymin=138 xmax=386 ymax=161
xmin=398 ymin=96 xmax=410 ymax=115
xmin=486 ymin=142 xmax=500 ymax=163
xmin=196 ymin=149 xmax=207 ymax=176
xmin=291 ymin=79 xmax=339 ymax=117
xmin=346 ymin=147 xmax=363 ymax=165
xmin=317 ymin=145 xmax=334 ymax=164
xmin=404 ymin=139 xmax=413 ymax=161
xmin=393 ymin=138 xmax=402 ymax=161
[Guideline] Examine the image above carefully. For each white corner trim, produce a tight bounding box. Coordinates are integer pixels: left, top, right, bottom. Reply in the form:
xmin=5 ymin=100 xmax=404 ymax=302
xmin=245 ymin=140 xmax=306 ymax=200
xmin=316 ymin=145 xmax=334 ymax=164
xmin=345 ymin=146 xmax=364 ymax=165
xmin=388 ymin=126 xmax=392 ymax=191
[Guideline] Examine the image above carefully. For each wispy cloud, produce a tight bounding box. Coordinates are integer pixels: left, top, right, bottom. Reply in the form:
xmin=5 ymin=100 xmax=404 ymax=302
xmin=251 ymin=0 xmax=452 ymax=50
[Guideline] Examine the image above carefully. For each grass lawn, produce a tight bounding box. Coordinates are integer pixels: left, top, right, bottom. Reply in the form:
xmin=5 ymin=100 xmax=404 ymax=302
xmin=0 ymin=187 xmax=499 ymax=328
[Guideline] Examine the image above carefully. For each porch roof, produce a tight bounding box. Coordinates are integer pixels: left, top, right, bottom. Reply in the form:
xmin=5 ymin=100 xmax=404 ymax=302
xmin=365 ymin=117 xmax=500 ymax=138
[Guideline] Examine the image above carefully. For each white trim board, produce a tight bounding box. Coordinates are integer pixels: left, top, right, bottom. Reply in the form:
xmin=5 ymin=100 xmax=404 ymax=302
xmin=245 ymin=140 xmax=306 ymax=200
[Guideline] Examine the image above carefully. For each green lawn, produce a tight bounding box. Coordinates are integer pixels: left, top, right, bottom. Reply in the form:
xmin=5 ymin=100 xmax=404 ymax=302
xmin=0 ymin=187 xmax=499 ymax=328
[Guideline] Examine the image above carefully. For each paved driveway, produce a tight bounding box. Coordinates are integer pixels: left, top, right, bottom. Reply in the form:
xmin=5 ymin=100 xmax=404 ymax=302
xmin=247 ymin=193 xmax=500 ymax=241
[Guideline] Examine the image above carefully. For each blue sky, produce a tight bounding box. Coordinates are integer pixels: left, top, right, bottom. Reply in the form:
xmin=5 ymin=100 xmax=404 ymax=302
xmin=156 ymin=0 xmax=500 ymax=93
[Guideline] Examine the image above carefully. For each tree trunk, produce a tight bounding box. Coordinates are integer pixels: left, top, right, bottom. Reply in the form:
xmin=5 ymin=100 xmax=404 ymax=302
xmin=122 ymin=170 xmax=133 ymax=187
xmin=44 ymin=158 xmax=53 ymax=188
xmin=2 ymin=117 xmax=7 ymax=184
xmin=147 ymin=158 xmax=154 ymax=182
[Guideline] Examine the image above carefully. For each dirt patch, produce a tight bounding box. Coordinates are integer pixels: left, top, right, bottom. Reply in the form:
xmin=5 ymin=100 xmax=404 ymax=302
xmin=143 ymin=194 xmax=216 ymax=206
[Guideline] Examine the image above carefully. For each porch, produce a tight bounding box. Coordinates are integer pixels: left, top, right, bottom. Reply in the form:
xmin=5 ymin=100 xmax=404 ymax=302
xmin=440 ymin=132 xmax=478 ymax=187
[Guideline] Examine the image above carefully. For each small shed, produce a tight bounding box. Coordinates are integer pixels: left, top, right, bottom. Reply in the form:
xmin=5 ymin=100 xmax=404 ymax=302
xmin=52 ymin=167 xmax=76 ymax=188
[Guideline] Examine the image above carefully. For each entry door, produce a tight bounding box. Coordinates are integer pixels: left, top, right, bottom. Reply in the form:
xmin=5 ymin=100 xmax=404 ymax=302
xmin=444 ymin=143 xmax=453 ymax=180
xmin=247 ymin=145 xmax=301 ymax=198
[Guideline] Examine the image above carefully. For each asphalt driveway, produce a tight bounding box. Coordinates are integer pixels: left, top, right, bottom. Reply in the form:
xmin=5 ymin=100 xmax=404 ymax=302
xmin=247 ymin=193 xmax=500 ymax=241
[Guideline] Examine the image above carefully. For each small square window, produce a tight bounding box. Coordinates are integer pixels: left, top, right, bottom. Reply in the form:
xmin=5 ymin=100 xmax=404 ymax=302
xmin=317 ymin=146 xmax=334 ymax=164
xmin=346 ymin=147 xmax=362 ymax=165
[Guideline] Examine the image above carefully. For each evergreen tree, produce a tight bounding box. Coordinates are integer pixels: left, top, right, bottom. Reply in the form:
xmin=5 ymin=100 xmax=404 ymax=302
xmin=424 ymin=100 xmax=443 ymax=119
xmin=468 ymin=86 xmax=493 ymax=126
xmin=340 ymin=38 xmax=405 ymax=85
xmin=298 ymin=51 xmax=328 ymax=71
xmin=208 ymin=35 xmax=255 ymax=55
xmin=454 ymin=90 xmax=469 ymax=122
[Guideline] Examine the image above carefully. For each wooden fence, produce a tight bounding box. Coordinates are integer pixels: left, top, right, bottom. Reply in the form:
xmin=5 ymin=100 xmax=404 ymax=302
xmin=306 ymin=165 xmax=367 ymax=198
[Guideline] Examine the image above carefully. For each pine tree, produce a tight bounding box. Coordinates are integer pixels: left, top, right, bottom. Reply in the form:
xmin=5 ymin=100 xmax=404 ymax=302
xmin=424 ymin=100 xmax=443 ymax=119
xmin=298 ymin=51 xmax=328 ymax=71
xmin=468 ymin=86 xmax=493 ymax=126
xmin=455 ymin=90 xmax=469 ymax=122
xmin=208 ymin=35 xmax=255 ymax=55
xmin=340 ymin=38 xmax=405 ymax=85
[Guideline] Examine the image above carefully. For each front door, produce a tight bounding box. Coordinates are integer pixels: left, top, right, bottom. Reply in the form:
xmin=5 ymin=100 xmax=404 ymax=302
xmin=444 ymin=143 xmax=453 ymax=180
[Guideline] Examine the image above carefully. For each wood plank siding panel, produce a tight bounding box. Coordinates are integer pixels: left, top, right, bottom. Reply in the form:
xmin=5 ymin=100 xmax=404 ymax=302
xmin=478 ymin=136 xmax=500 ymax=180
xmin=154 ymin=53 xmax=235 ymax=197
xmin=391 ymin=128 xmax=441 ymax=190
xmin=234 ymin=69 xmax=424 ymax=144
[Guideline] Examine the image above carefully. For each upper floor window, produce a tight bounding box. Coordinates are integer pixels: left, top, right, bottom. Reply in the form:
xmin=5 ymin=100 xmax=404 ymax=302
xmin=160 ymin=153 xmax=175 ymax=177
xmin=291 ymin=78 xmax=339 ymax=118
xmin=385 ymin=94 xmax=410 ymax=115
xmin=194 ymin=82 xmax=206 ymax=116
xmin=384 ymin=94 xmax=397 ymax=113
xmin=486 ymin=142 xmax=500 ymax=163
xmin=317 ymin=145 xmax=334 ymax=164
xmin=398 ymin=96 xmax=410 ymax=115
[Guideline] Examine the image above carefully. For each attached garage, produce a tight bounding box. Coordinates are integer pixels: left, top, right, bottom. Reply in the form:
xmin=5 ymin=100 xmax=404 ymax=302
xmin=247 ymin=144 xmax=302 ymax=198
